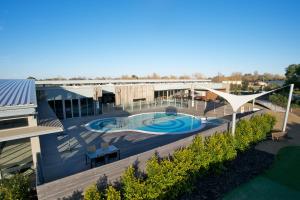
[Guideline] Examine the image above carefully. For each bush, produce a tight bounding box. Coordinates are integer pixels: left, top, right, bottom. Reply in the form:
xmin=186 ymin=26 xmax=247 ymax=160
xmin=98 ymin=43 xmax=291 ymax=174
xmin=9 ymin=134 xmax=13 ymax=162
xmin=235 ymin=119 xmax=253 ymax=151
xmin=0 ymin=174 xmax=31 ymax=200
xmin=84 ymin=113 xmax=276 ymax=200
xmin=106 ymin=186 xmax=121 ymax=200
xmin=84 ymin=184 xmax=102 ymax=200
xmin=121 ymin=166 xmax=145 ymax=200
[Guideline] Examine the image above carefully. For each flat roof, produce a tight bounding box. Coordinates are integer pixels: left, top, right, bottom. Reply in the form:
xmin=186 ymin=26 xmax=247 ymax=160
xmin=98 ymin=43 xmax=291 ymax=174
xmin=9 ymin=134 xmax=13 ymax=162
xmin=0 ymin=126 xmax=63 ymax=142
xmin=0 ymin=79 xmax=37 ymax=107
xmin=36 ymin=79 xmax=212 ymax=85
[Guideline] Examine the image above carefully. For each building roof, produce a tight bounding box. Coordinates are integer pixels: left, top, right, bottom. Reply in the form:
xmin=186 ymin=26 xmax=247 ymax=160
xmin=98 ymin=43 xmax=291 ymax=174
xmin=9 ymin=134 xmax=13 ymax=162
xmin=36 ymin=79 xmax=212 ymax=86
xmin=0 ymin=125 xmax=63 ymax=142
xmin=0 ymin=79 xmax=37 ymax=107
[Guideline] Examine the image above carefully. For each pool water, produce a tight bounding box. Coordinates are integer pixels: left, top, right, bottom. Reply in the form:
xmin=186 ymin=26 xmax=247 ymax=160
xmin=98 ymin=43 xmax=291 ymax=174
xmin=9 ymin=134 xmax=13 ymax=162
xmin=86 ymin=112 xmax=205 ymax=135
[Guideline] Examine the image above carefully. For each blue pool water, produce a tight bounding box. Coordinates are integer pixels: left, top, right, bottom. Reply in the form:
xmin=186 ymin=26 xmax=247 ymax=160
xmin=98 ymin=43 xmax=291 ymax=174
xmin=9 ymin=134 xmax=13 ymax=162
xmin=86 ymin=112 xmax=205 ymax=135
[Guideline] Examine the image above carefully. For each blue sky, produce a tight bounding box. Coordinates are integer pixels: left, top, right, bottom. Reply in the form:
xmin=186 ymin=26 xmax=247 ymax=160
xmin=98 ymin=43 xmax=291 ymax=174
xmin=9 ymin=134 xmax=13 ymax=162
xmin=0 ymin=0 xmax=300 ymax=79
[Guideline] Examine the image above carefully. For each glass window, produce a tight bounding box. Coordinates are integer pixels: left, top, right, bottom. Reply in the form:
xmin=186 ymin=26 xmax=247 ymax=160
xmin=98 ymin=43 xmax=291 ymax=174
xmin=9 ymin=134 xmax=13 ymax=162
xmin=0 ymin=118 xmax=28 ymax=130
xmin=65 ymin=100 xmax=72 ymax=118
xmin=87 ymin=98 xmax=94 ymax=116
xmin=48 ymin=100 xmax=55 ymax=111
xmin=72 ymin=99 xmax=79 ymax=117
xmin=80 ymin=98 xmax=88 ymax=116
xmin=54 ymin=100 xmax=64 ymax=119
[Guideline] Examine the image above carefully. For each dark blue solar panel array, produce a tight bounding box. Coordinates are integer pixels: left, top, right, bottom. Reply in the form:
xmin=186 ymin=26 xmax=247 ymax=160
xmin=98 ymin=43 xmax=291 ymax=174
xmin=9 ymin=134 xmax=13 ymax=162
xmin=0 ymin=79 xmax=37 ymax=107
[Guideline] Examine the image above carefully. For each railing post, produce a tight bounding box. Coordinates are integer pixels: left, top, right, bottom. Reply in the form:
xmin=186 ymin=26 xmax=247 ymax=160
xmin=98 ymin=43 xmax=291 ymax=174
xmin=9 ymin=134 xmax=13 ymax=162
xmin=232 ymin=112 xmax=237 ymax=136
xmin=282 ymin=84 xmax=294 ymax=132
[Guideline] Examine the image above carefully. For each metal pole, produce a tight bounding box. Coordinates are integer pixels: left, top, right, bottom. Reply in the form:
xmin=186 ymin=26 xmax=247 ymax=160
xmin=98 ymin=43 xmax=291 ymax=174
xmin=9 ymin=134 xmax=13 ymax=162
xmin=232 ymin=112 xmax=237 ymax=136
xmin=191 ymin=87 xmax=194 ymax=107
xmin=167 ymin=90 xmax=169 ymax=105
xmin=181 ymin=98 xmax=183 ymax=108
xmin=214 ymin=101 xmax=216 ymax=113
xmin=282 ymin=84 xmax=294 ymax=132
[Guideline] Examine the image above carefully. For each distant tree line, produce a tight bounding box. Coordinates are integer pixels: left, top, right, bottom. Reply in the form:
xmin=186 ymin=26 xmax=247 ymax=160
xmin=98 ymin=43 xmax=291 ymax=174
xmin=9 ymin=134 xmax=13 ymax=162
xmin=211 ymin=71 xmax=285 ymax=83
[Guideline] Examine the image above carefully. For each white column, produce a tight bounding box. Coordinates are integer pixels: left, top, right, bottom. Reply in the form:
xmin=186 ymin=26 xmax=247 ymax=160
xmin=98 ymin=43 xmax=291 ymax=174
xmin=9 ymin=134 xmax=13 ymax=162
xmin=167 ymin=90 xmax=169 ymax=102
xmin=232 ymin=112 xmax=237 ymax=136
xmin=62 ymin=100 xmax=66 ymax=120
xmin=30 ymin=136 xmax=41 ymax=169
xmin=282 ymin=84 xmax=294 ymax=132
xmin=191 ymin=86 xmax=195 ymax=107
xmin=78 ymin=99 xmax=82 ymax=117
xmin=213 ymin=101 xmax=216 ymax=113
xmin=70 ymin=99 xmax=74 ymax=118
xmin=252 ymin=98 xmax=255 ymax=111
xmin=28 ymin=115 xmax=37 ymax=127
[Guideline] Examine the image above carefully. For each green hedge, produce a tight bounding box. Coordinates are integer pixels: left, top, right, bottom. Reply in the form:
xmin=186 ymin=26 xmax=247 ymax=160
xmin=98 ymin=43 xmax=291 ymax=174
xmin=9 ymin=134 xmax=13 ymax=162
xmin=0 ymin=174 xmax=31 ymax=200
xmin=84 ymin=113 xmax=276 ymax=200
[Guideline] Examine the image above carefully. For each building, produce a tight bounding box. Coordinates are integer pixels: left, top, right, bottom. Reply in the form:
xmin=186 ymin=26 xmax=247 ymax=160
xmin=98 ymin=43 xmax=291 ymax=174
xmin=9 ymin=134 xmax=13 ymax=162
xmin=36 ymin=79 xmax=229 ymax=119
xmin=0 ymin=78 xmax=229 ymax=182
xmin=0 ymin=79 xmax=63 ymax=180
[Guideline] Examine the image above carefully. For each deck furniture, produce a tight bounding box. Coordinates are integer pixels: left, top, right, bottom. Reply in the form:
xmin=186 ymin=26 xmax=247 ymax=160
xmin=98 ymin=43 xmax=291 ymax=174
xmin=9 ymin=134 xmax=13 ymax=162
xmin=272 ymin=131 xmax=287 ymax=141
xmin=85 ymin=145 xmax=120 ymax=168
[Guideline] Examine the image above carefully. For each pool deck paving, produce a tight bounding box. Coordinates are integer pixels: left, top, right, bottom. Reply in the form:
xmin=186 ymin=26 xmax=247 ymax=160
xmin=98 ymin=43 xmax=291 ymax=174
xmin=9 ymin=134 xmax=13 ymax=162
xmin=40 ymin=105 xmax=234 ymax=183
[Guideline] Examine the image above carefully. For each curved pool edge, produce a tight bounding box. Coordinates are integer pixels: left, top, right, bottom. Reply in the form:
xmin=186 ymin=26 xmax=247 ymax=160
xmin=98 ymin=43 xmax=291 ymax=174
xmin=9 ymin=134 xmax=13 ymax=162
xmin=85 ymin=112 xmax=205 ymax=135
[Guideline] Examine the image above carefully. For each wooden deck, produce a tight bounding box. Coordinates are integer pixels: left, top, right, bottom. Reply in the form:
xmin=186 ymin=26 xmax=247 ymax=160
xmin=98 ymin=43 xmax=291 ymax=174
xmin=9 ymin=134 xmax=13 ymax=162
xmin=37 ymin=109 xmax=265 ymax=200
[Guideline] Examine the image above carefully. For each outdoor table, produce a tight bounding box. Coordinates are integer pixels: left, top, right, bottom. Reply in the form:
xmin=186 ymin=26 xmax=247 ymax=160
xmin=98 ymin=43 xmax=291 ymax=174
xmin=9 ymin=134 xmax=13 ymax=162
xmin=85 ymin=145 xmax=120 ymax=168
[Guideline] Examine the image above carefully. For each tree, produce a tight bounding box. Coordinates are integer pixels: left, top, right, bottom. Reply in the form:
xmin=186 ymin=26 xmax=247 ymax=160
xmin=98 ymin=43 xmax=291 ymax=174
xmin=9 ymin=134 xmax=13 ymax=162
xmin=131 ymin=75 xmax=139 ymax=79
xmin=27 ymin=76 xmax=37 ymax=80
xmin=285 ymin=64 xmax=300 ymax=89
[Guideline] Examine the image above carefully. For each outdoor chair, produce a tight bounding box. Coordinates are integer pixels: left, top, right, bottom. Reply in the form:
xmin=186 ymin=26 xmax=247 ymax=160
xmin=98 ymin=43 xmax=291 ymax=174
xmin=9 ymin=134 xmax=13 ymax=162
xmin=272 ymin=131 xmax=287 ymax=141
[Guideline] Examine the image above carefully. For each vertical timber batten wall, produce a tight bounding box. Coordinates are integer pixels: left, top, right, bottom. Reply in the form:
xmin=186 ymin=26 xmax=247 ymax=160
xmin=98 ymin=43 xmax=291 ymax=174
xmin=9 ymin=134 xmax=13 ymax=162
xmin=115 ymin=85 xmax=155 ymax=106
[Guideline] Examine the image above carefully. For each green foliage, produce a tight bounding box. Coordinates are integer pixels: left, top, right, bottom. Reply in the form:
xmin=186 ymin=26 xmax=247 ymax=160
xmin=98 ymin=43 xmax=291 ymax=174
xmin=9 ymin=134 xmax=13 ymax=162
xmin=121 ymin=166 xmax=145 ymax=200
xmin=84 ymin=113 xmax=276 ymax=200
xmin=84 ymin=184 xmax=102 ymax=200
xmin=269 ymin=93 xmax=288 ymax=108
xmin=106 ymin=186 xmax=121 ymax=200
xmin=205 ymin=133 xmax=237 ymax=173
xmin=0 ymin=174 xmax=31 ymax=200
xmin=235 ymin=119 xmax=253 ymax=151
xmin=285 ymin=64 xmax=300 ymax=89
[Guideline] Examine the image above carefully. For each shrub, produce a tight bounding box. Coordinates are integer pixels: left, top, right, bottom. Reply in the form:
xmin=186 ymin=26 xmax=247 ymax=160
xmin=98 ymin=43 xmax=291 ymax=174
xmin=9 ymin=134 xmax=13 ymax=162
xmin=106 ymin=186 xmax=121 ymax=200
xmin=84 ymin=184 xmax=102 ymax=200
xmin=235 ymin=119 xmax=253 ymax=151
xmin=84 ymin=113 xmax=276 ymax=200
xmin=121 ymin=166 xmax=146 ymax=200
xmin=0 ymin=174 xmax=31 ymax=200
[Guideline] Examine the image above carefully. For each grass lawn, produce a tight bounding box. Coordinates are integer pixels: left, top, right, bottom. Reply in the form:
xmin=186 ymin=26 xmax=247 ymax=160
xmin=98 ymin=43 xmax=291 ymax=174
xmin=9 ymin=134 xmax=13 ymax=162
xmin=223 ymin=146 xmax=300 ymax=200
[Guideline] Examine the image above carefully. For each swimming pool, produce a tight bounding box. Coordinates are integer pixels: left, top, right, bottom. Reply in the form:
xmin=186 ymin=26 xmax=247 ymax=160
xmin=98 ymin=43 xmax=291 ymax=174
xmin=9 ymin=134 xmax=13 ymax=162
xmin=86 ymin=112 xmax=205 ymax=135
